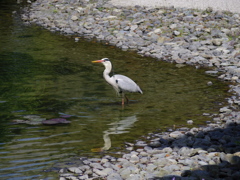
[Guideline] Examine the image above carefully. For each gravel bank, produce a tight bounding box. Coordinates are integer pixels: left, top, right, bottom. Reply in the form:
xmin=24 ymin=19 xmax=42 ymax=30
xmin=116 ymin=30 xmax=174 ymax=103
xmin=21 ymin=0 xmax=240 ymax=179
xmin=109 ymin=0 xmax=240 ymax=13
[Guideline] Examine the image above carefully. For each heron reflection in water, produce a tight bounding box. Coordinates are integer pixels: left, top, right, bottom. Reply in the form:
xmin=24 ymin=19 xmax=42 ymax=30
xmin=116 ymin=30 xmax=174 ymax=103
xmin=92 ymin=115 xmax=137 ymax=152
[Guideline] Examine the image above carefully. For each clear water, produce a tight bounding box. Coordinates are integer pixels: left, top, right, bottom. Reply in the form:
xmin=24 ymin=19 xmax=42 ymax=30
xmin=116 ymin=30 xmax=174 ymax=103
xmin=0 ymin=0 xmax=230 ymax=179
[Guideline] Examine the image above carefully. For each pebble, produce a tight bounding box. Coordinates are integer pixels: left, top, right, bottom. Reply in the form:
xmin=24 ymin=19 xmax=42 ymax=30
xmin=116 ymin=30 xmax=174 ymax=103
xmin=22 ymin=0 xmax=240 ymax=179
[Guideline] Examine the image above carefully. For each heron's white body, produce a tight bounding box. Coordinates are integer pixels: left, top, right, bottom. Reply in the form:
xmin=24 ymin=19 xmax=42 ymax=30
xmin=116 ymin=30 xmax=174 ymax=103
xmin=102 ymin=61 xmax=142 ymax=95
xmin=92 ymin=58 xmax=142 ymax=104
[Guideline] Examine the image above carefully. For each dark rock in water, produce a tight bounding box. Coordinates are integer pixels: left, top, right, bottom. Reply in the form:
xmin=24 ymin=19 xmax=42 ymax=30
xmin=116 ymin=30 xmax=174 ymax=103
xmin=42 ymin=118 xmax=71 ymax=125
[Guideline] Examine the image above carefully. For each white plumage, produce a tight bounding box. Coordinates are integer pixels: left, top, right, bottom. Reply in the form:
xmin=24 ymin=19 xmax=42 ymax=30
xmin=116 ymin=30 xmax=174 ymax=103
xmin=92 ymin=58 xmax=142 ymax=105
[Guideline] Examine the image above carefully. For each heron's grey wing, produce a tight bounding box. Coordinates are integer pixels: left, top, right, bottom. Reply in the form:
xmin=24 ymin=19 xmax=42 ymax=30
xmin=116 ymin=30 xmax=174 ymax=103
xmin=113 ymin=74 xmax=142 ymax=93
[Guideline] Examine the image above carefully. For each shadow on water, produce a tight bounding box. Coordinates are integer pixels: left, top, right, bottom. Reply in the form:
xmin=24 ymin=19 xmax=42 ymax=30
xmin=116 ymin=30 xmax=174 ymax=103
xmin=0 ymin=0 xmax=232 ymax=179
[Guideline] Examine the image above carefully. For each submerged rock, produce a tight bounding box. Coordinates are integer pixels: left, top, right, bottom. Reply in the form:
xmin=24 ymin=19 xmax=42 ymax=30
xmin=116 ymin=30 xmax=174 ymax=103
xmin=42 ymin=118 xmax=70 ymax=125
xmin=12 ymin=115 xmax=70 ymax=125
xmin=12 ymin=119 xmax=42 ymax=125
xmin=12 ymin=115 xmax=46 ymax=125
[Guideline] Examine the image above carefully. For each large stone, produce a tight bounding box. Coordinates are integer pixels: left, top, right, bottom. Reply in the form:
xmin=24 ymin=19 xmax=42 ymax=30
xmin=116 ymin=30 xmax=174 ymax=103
xmin=169 ymin=131 xmax=184 ymax=138
xmin=212 ymin=38 xmax=223 ymax=46
xmin=71 ymin=15 xmax=78 ymax=21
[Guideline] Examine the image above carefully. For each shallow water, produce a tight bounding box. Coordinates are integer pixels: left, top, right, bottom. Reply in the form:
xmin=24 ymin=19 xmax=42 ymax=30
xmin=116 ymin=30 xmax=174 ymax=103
xmin=0 ymin=0 xmax=230 ymax=179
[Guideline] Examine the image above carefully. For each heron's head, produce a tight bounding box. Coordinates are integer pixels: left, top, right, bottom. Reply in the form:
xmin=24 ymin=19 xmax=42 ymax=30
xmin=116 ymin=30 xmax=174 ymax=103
xmin=92 ymin=58 xmax=111 ymax=67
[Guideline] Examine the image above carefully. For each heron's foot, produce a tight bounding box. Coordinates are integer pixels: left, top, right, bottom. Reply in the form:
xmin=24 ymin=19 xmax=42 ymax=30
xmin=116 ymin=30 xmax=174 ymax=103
xmin=121 ymin=95 xmax=129 ymax=106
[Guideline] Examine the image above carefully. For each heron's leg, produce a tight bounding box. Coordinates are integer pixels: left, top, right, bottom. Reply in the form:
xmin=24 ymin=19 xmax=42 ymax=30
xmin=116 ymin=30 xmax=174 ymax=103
xmin=121 ymin=93 xmax=125 ymax=105
xmin=125 ymin=95 xmax=129 ymax=104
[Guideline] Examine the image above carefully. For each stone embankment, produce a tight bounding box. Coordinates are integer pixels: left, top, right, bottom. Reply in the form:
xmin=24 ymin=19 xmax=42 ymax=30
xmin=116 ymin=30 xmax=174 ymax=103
xmin=21 ymin=0 xmax=240 ymax=179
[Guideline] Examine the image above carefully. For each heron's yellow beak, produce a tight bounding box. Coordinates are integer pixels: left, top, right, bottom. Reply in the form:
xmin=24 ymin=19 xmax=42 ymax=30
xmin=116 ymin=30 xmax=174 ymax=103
xmin=92 ymin=60 xmax=103 ymax=63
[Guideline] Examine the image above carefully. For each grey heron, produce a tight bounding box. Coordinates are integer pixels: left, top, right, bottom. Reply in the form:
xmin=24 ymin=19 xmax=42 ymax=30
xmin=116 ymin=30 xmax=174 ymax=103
xmin=92 ymin=58 xmax=143 ymax=105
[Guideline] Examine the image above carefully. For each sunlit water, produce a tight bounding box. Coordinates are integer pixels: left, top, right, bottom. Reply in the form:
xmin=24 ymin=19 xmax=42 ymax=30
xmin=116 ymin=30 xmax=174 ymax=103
xmin=0 ymin=1 xmax=230 ymax=179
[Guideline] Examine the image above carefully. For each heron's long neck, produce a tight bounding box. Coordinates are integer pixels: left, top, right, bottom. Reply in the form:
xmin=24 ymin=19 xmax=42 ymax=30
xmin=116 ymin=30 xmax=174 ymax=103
xmin=103 ymin=63 xmax=113 ymax=84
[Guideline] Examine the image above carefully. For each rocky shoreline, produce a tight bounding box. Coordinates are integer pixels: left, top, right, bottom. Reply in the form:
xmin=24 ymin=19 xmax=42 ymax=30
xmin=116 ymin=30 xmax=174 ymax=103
xmin=21 ymin=0 xmax=240 ymax=179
